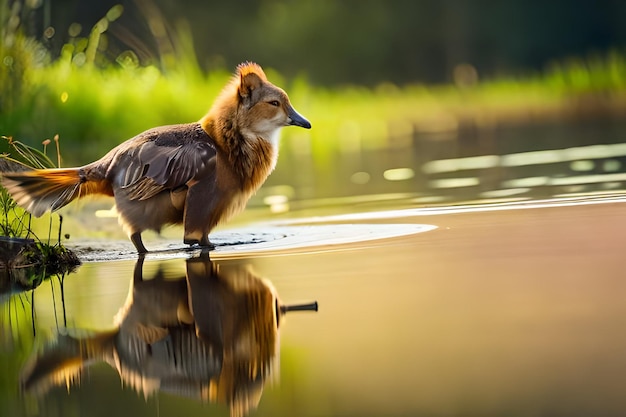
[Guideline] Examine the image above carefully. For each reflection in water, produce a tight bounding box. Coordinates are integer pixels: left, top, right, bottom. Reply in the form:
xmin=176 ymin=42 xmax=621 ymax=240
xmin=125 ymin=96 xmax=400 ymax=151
xmin=0 ymin=236 xmax=79 ymax=305
xmin=20 ymin=253 xmax=318 ymax=417
xmin=269 ymin=119 xmax=626 ymax=211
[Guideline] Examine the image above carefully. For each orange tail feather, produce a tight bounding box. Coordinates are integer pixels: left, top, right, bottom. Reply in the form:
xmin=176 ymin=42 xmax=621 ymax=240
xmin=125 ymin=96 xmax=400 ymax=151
xmin=0 ymin=168 xmax=108 ymax=217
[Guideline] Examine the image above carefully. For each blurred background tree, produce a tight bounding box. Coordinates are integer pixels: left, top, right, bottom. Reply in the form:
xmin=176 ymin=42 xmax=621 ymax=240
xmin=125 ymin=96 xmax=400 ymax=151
xmin=18 ymin=0 xmax=626 ymax=86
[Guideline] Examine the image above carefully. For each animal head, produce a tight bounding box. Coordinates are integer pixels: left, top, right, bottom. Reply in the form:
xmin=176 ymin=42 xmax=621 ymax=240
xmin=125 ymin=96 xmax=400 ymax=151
xmin=206 ymin=62 xmax=311 ymax=145
xmin=236 ymin=62 xmax=311 ymax=143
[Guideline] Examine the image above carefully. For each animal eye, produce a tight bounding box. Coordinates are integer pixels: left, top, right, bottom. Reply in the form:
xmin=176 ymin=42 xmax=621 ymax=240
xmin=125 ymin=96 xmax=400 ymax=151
xmin=268 ymin=100 xmax=280 ymax=107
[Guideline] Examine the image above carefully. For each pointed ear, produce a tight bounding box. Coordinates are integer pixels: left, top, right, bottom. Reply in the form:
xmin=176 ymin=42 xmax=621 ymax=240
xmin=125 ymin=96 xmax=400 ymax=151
xmin=239 ymin=72 xmax=263 ymax=98
xmin=237 ymin=62 xmax=267 ymax=99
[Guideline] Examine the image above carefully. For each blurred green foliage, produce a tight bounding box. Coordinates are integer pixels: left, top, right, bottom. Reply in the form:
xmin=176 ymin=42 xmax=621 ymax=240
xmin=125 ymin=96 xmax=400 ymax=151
xmin=32 ymin=0 xmax=626 ymax=86
xmin=1 ymin=0 xmax=625 ymax=167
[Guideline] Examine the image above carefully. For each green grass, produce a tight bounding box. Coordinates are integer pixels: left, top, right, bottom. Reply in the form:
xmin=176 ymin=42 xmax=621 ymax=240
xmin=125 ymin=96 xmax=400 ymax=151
xmin=2 ymin=14 xmax=626 ymax=166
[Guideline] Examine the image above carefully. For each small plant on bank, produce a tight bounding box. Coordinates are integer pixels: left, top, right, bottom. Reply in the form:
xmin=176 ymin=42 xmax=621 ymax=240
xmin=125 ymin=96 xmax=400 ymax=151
xmin=0 ymin=135 xmax=80 ymax=293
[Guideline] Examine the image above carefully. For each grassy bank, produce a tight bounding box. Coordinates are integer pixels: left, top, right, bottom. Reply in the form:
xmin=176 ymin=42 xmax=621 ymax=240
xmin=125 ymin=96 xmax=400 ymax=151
xmin=0 ymin=137 xmax=80 ymax=295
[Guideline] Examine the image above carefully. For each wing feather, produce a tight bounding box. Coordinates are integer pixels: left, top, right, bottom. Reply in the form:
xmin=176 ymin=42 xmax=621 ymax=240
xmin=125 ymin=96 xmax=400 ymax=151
xmin=113 ymin=124 xmax=217 ymax=201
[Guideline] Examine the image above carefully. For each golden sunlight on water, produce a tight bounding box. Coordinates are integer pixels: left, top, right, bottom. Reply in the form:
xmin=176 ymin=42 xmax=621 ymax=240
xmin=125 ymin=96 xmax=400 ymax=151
xmin=261 ymin=199 xmax=626 ymax=416
xmin=4 ymin=197 xmax=626 ymax=416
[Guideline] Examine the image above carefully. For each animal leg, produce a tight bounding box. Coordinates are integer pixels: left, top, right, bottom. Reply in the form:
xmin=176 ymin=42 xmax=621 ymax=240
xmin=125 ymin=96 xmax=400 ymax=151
xmin=183 ymin=179 xmax=218 ymax=250
xmin=130 ymin=232 xmax=148 ymax=254
xmin=200 ymin=235 xmax=215 ymax=250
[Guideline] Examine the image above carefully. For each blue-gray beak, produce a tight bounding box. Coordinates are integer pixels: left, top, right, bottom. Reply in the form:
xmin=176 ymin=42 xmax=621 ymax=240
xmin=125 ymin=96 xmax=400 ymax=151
xmin=288 ymin=107 xmax=311 ymax=129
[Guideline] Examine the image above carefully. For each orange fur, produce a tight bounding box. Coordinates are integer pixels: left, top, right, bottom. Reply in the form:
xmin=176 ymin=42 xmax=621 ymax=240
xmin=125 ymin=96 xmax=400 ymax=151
xmin=1 ymin=168 xmax=111 ymax=217
xmin=237 ymin=62 xmax=268 ymax=81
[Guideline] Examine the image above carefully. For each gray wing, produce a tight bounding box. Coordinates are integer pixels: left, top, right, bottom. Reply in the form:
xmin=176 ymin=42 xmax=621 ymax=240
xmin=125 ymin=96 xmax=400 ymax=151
xmin=112 ymin=125 xmax=217 ymax=201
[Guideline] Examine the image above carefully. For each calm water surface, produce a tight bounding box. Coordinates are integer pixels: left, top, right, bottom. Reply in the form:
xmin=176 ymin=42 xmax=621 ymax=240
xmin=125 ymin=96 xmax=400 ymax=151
xmin=4 ymin=117 xmax=626 ymax=416
xmin=3 ymin=197 xmax=626 ymax=417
